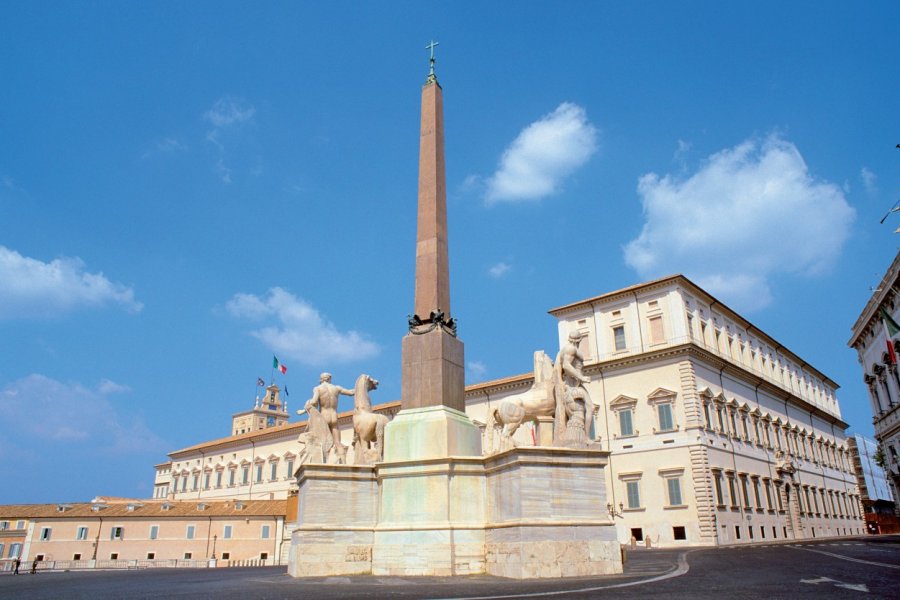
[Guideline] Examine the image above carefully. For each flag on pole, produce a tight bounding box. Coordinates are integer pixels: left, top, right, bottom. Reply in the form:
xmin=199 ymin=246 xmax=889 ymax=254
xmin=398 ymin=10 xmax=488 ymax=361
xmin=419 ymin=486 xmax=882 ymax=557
xmin=273 ymin=355 xmax=287 ymax=374
xmin=256 ymin=378 xmax=265 ymax=387
xmin=880 ymin=308 xmax=899 ymax=364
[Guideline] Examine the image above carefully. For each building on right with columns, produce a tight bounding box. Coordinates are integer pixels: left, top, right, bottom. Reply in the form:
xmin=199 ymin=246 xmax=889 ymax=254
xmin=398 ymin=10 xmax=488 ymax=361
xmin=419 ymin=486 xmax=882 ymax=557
xmin=849 ymin=249 xmax=900 ymax=518
xmin=468 ymin=274 xmax=863 ymax=547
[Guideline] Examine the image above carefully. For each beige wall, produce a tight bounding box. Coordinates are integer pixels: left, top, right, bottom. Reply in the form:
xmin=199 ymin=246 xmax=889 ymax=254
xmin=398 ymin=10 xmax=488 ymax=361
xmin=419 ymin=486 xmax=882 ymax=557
xmin=23 ymin=514 xmax=283 ymax=564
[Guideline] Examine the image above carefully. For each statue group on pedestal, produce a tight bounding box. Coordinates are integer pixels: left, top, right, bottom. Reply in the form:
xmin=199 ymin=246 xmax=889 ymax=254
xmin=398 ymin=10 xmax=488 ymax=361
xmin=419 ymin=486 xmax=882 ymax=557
xmin=296 ymin=372 xmax=388 ymax=466
xmin=487 ymin=330 xmax=595 ymax=452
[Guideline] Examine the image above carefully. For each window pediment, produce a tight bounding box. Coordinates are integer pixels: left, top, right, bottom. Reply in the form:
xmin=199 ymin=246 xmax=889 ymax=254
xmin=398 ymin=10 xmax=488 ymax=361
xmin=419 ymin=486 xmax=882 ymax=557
xmin=647 ymin=388 xmax=677 ymax=405
xmin=697 ymin=387 xmax=714 ymax=399
xmin=610 ymin=394 xmax=638 ymax=409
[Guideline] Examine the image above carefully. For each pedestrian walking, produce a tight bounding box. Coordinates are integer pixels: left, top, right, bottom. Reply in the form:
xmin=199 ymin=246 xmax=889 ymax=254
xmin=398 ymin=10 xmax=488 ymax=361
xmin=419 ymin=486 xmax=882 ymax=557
xmin=13 ymin=557 xmax=20 ymax=575
xmin=30 ymin=558 xmax=38 ymax=574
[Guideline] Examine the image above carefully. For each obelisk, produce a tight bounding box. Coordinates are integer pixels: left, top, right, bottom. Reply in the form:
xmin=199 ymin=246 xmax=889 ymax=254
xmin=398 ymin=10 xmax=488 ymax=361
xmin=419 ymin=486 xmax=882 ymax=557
xmin=384 ymin=42 xmax=480 ymax=460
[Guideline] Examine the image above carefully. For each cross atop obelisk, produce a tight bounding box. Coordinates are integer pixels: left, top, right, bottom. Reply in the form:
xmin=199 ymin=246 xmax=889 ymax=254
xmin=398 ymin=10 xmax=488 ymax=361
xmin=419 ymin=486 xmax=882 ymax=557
xmin=400 ymin=42 xmax=465 ymax=413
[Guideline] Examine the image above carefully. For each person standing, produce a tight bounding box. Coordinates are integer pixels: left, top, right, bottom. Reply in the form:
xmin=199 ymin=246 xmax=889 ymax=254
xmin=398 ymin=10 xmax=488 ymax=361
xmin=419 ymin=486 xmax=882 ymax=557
xmin=30 ymin=558 xmax=38 ymax=574
xmin=13 ymin=557 xmax=20 ymax=575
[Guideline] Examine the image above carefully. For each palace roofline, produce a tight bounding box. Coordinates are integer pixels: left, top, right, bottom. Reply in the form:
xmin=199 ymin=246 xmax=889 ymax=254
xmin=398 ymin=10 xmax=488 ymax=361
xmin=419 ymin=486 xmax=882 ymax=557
xmin=0 ymin=499 xmax=287 ymax=519
xmin=548 ymin=273 xmax=838 ymax=389
xmin=849 ymin=250 xmax=900 ymax=348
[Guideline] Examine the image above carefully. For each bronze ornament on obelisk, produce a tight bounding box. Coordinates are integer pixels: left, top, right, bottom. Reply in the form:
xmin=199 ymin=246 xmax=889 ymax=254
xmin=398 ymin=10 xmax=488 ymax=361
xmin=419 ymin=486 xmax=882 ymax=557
xmin=401 ymin=42 xmax=466 ymax=413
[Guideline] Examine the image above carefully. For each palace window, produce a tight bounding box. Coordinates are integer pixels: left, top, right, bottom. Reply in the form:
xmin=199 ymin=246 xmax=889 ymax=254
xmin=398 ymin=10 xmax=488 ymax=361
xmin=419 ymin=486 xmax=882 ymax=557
xmin=181 ymin=477 xmax=187 ymax=492
xmin=186 ymin=525 xmax=195 ymax=540
xmin=620 ymin=473 xmax=643 ymax=510
xmin=204 ymin=472 xmax=211 ymax=489
xmin=216 ymin=471 xmax=223 ymax=488
xmin=702 ymin=402 xmax=712 ymax=429
xmin=613 ymin=326 xmax=627 ymax=352
xmin=261 ymin=525 xmax=270 ymax=539
xmin=712 ymin=470 xmax=725 ymax=506
xmin=626 ymin=481 xmax=641 ymax=509
xmin=223 ymin=525 xmax=232 ymax=539
xmin=657 ymin=403 xmax=674 ymax=431
xmin=40 ymin=527 xmax=52 ymax=541
xmin=619 ymin=408 xmax=634 ymax=437
xmin=649 ymin=316 xmax=665 ymax=345
xmin=9 ymin=543 xmax=22 ymax=558
xmin=229 ymin=470 xmax=236 ymax=487
xmin=270 ymin=462 xmax=278 ymax=481
xmin=763 ymin=479 xmax=773 ymax=510
xmin=192 ymin=474 xmax=199 ymax=490
xmin=76 ymin=526 xmax=88 ymax=540
xmin=242 ymin=467 xmax=250 ymax=485
xmin=727 ymin=474 xmax=738 ymax=508
xmin=740 ymin=475 xmax=751 ymax=508
xmin=110 ymin=527 xmax=124 ymax=540
xmin=648 ymin=389 xmax=677 ymax=433
xmin=673 ymin=526 xmax=687 ymax=541
xmin=752 ymin=477 xmax=762 ymax=509
xmin=149 ymin=525 xmax=158 ymax=540
xmin=286 ymin=459 xmax=295 ymax=479
xmin=663 ymin=474 xmax=684 ymax=507
xmin=256 ymin=464 xmax=263 ymax=483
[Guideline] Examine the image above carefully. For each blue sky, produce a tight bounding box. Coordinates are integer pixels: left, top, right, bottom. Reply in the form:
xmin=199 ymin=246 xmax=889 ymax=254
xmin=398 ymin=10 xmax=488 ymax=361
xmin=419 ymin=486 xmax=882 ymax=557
xmin=1 ymin=2 xmax=897 ymax=504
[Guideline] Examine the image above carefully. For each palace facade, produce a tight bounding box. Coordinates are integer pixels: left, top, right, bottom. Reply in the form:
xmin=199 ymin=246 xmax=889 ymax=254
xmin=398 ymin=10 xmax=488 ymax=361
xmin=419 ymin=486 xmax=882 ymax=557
xmin=150 ymin=274 xmax=863 ymax=549
xmin=850 ymin=249 xmax=900 ymax=512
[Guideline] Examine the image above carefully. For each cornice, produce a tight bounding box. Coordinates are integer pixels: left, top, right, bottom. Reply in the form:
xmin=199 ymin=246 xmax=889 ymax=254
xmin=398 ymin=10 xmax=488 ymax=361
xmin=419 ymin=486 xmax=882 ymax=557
xmin=585 ymin=342 xmax=849 ymax=430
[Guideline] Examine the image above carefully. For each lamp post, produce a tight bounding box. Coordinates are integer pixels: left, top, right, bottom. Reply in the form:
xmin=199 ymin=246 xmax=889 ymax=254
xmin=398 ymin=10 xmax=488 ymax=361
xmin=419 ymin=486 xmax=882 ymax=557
xmin=607 ymin=501 xmax=625 ymax=518
xmin=211 ymin=534 xmax=217 ymax=560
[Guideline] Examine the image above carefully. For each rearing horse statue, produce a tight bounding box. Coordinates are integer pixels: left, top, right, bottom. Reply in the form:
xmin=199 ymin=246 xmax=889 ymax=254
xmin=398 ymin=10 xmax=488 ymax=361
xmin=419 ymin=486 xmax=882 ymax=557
xmin=486 ymin=351 xmax=559 ymax=452
xmin=351 ymin=374 xmax=388 ymax=464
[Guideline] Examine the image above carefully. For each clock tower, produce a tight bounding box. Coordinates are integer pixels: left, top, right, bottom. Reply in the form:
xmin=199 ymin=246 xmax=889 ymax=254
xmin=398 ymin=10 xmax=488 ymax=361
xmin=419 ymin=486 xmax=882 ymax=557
xmin=231 ymin=384 xmax=289 ymax=435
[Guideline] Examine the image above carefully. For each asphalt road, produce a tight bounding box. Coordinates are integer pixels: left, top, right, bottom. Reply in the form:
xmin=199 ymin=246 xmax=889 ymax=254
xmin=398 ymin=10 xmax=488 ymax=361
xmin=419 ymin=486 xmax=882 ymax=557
xmin=2 ymin=536 xmax=898 ymax=599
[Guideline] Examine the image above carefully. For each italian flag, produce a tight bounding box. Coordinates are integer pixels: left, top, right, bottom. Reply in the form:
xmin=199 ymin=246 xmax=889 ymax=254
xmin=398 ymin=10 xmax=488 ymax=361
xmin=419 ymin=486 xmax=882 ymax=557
xmin=880 ymin=308 xmax=899 ymax=364
xmin=273 ymin=356 xmax=287 ymax=374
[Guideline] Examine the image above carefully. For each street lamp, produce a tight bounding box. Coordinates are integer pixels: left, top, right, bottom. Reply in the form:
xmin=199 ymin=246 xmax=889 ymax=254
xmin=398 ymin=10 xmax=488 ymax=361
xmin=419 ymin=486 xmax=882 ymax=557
xmin=211 ymin=534 xmax=217 ymax=559
xmin=607 ymin=502 xmax=625 ymax=518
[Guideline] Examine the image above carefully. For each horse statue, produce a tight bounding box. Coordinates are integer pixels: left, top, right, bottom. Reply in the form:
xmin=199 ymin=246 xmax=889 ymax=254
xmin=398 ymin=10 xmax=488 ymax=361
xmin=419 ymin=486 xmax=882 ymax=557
xmin=486 ymin=351 xmax=559 ymax=452
xmin=351 ymin=374 xmax=388 ymax=464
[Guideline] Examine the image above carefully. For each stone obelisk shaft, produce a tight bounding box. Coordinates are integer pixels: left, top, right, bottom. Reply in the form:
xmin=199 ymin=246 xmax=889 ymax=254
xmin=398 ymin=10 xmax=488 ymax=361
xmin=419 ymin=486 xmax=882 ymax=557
xmin=400 ymin=77 xmax=465 ymax=413
xmin=414 ymin=80 xmax=450 ymax=318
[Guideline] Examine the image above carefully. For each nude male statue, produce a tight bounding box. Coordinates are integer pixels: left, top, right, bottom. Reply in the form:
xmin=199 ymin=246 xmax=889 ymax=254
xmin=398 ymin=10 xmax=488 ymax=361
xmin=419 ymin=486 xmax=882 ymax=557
xmin=558 ymin=330 xmax=594 ymax=439
xmin=303 ymin=372 xmax=355 ymax=448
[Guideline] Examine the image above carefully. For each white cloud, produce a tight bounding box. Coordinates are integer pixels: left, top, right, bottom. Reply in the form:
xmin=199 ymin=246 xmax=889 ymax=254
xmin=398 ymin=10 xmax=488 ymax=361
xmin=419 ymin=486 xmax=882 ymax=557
xmin=624 ymin=135 xmax=855 ymax=312
xmin=97 ymin=379 xmax=132 ymax=395
xmin=488 ymin=262 xmax=512 ymax=278
xmin=204 ymin=97 xmax=256 ymax=129
xmin=0 ymin=246 xmax=142 ymax=319
xmin=861 ymin=167 xmax=878 ymax=195
xmin=485 ymin=103 xmax=597 ymax=204
xmin=467 ymin=360 xmax=488 ymax=382
xmin=0 ymin=375 xmax=166 ymax=453
xmin=204 ymin=96 xmax=256 ymax=183
xmin=226 ymin=287 xmax=380 ymax=367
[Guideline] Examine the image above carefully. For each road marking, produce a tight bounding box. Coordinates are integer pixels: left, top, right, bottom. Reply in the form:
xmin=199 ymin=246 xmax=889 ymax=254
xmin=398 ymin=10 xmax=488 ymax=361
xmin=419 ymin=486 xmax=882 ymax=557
xmin=800 ymin=576 xmax=836 ymax=584
xmin=837 ymin=583 xmax=870 ymax=592
xmin=790 ymin=546 xmax=900 ymax=570
xmin=428 ymin=552 xmax=690 ymax=600
xmin=801 ymin=575 xmax=869 ymax=593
